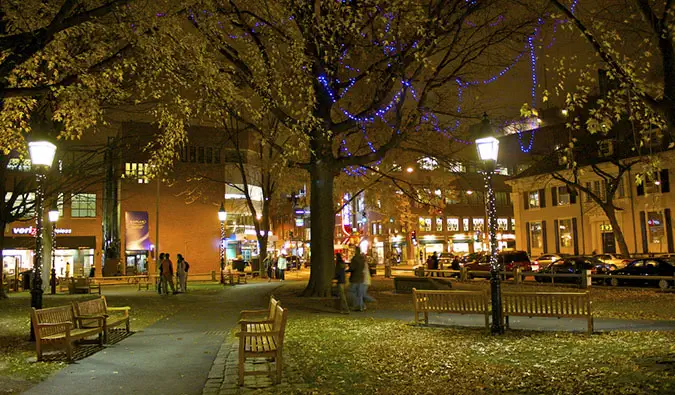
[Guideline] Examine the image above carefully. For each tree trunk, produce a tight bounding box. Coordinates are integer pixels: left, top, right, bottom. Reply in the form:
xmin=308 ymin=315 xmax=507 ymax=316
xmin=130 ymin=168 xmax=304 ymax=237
xmin=603 ymin=204 xmax=630 ymax=257
xmin=0 ymin=230 xmax=6 ymax=299
xmin=303 ymin=162 xmax=336 ymax=297
xmin=258 ymin=236 xmax=267 ymax=277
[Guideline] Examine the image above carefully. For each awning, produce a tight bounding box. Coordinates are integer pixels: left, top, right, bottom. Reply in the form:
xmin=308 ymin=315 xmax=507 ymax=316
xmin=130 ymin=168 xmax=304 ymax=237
xmin=3 ymin=236 xmax=96 ymax=250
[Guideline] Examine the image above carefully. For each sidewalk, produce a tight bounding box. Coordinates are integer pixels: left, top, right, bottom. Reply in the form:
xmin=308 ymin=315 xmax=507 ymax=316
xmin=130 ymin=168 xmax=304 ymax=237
xmin=22 ymin=283 xmax=282 ymax=395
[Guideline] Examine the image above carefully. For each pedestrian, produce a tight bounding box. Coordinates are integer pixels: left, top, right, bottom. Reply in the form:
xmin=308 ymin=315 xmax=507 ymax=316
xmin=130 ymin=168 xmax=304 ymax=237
xmin=157 ymin=253 xmax=165 ymax=294
xmin=89 ymin=265 xmax=96 ymax=278
xmin=347 ymin=247 xmax=366 ymax=311
xmin=426 ymin=254 xmax=434 ymax=277
xmin=432 ymin=251 xmax=439 ymax=273
xmin=264 ymin=253 xmax=275 ymax=282
xmin=384 ymin=253 xmax=392 ymax=278
xmin=334 ymin=253 xmax=349 ymax=314
xmin=176 ymin=254 xmax=188 ymax=292
xmin=277 ymin=254 xmax=287 ymax=281
xmin=160 ymin=252 xmax=176 ymax=295
xmin=362 ymin=254 xmax=376 ymax=304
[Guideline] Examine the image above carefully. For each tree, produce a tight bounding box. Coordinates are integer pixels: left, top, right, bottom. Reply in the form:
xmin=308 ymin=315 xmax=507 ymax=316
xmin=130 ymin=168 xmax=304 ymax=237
xmin=151 ymin=0 xmax=541 ymax=296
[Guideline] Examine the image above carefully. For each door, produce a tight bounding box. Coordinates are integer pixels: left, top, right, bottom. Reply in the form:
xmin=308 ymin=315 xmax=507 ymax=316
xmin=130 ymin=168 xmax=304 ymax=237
xmin=602 ymin=233 xmax=616 ymax=254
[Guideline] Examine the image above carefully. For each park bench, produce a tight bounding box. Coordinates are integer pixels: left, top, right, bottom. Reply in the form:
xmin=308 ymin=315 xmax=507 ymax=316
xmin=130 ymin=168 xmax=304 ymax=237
xmin=73 ymin=296 xmax=131 ymax=343
xmin=237 ymin=305 xmax=288 ymax=386
xmin=412 ymin=288 xmax=490 ymax=332
xmin=68 ymin=277 xmax=101 ymax=295
xmin=238 ymin=296 xmax=280 ymax=333
xmin=501 ymin=291 xmax=593 ymax=334
xmin=31 ymin=305 xmax=104 ymax=362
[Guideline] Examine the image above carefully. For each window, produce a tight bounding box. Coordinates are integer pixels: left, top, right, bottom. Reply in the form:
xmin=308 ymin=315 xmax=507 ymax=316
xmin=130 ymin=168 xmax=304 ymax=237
xmin=593 ymin=180 xmax=604 ymax=200
xmin=436 ymin=217 xmax=443 ymax=232
xmin=585 ymin=182 xmax=592 ymax=202
xmin=206 ymin=147 xmax=213 ymax=164
xmin=57 ymin=193 xmax=64 ymax=217
xmin=180 ymin=145 xmax=188 ymax=162
xmin=463 ymin=218 xmax=469 ymax=232
xmin=71 ymin=193 xmax=96 ymax=217
xmin=446 ymin=217 xmax=459 ymax=231
xmin=213 ymin=149 xmax=221 ymax=164
xmin=530 ymin=222 xmax=543 ymax=249
xmin=198 ymin=147 xmax=205 ymax=163
xmin=558 ymin=218 xmax=573 ymax=248
xmin=472 ymin=218 xmax=484 ymax=232
xmin=5 ymin=192 xmax=35 ymax=218
xmin=511 ymin=218 xmax=515 ymax=231
xmin=378 ymin=223 xmax=382 ymax=235
xmin=6 ymin=158 xmax=32 ymax=172
xmin=495 ymin=192 xmax=509 ymax=206
xmin=648 ymin=211 xmax=664 ymax=244
xmin=445 ymin=190 xmax=460 ymax=205
xmin=372 ymin=223 xmax=377 ymax=235
xmin=617 ymin=176 xmax=625 ymax=198
xmin=124 ymin=162 xmax=149 ymax=184
xmin=447 ymin=162 xmax=466 ymax=173
xmin=419 ymin=217 xmax=432 ymax=232
xmin=528 ymin=191 xmax=540 ymax=208
xmin=189 ymin=146 xmax=196 ymax=162
xmin=417 ymin=157 xmax=438 ymax=170
xmin=557 ymin=186 xmax=570 ymax=206
xmin=494 ymin=166 xmax=510 ymax=176
xmin=497 ymin=218 xmax=508 ymax=231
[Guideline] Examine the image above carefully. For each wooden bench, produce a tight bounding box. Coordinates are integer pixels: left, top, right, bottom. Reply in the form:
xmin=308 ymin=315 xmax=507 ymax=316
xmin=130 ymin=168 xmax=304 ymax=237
xmin=73 ymin=296 xmax=131 ymax=343
xmin=68 ymin=277 xmax=101 ymax=295
xmin=412 ymin=288 xmax=490 ymax=332
xmin=502 ymin=291 xmax=593 ymax=334
xmin=237 ymin=305 xmax=288 ymax=386
xmin=238 ymin=296 xmax=280 ymax=333
xmin=31 ymin=305 xmax=104 ymax=362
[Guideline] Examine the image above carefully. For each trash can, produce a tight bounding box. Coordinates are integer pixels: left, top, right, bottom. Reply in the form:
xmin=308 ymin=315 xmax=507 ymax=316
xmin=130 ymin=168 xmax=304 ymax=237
xmin=20 ymin=270 xmax=32 ymax=290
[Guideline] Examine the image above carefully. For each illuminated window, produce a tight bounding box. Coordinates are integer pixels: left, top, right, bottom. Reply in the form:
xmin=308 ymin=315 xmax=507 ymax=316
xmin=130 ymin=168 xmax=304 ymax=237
xmin=648 ymin=212 xmax=664 ymax=244
xmin=557 ymin=186 xmax=570 ymax=205
xmin=446 ymin=217 xmax=459 ymax=231
xmin=472 ymin=218 xmax=484 ymax=232
xmin=436 ymin=217 xmax=443 ymax=232
xmin=124 ymin=163 xmax=149 ymax=184
xmin=558 ymin=218 xmax=573 ymax=247
xmin=462 ymin=218 xmax=469 ymax=232
xmin=530 ymin=222 xmax=543 ymax=249
xmin=6 ymin=158 xmax=32 ymax=172
xmin=495 ymin=192 xmax=509 ymax=206
xmin=497 ymin=218 xmax=508 ymax=231
xmin=419 ymin=217 xmax=432 ymax=232
xmin=71 ymin=193 xmax=96 ymax=217
xmin=417 ymin=157 xmax=438 ymax=170
xmin=528 ymin=191 xmax=540 ymax=208
xmin=4 ymin=192 xmax=35 ymax=218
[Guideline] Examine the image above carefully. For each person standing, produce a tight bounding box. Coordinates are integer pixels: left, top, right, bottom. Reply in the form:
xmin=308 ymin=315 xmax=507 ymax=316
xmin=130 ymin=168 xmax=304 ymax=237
xmin=431 ymin=251 xmax=439 ymax=276
xmin=334 ymin=253 xmax=349 ymax=314
xmin=362 ymin=255 xmax=376 ymax=303
xmin=264 ymin=253 xmax=275 ymax=282
xmin=160 ymin=253 xmax=175 ymax=295
xmin=157 ymin=253 xmax=164 ymax=294
xmin=176 ymin=254 xmax=188 ymax=292
xmin=347 ymin=247 xmax=366 ymax=311
xmin=277 ymin=254 xmax=287 ymax=281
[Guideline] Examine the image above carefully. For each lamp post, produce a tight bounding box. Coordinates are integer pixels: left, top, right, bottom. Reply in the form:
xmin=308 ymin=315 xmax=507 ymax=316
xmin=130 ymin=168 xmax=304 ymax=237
xmin=28 ymin=139 xmax=57 ymax=340
xmin=48 ymin=201 xmax=59 ymax=295
xmin=218 ymin=203 xmax=227 ymax=283
xmin=475 ymin=118 xmax=503 ymax=335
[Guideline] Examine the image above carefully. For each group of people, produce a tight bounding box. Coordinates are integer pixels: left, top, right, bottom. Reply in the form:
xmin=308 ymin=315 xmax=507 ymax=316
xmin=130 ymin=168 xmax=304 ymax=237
xmin=334 ymin=247 xmax=375 ymax=313
xmin=262 ymin=252 xmax=288 ymax=282
xmin=158 ymin=253 xmax=190 ymax=295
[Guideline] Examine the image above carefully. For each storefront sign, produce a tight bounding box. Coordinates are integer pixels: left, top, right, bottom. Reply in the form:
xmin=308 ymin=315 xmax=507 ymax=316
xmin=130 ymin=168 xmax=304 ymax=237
xmin=12 ymin=226 xmax=72 ymax=235
xmin=125 ymin=211 xmax=152 ymax=250
xmin=600 ymin=224 xmax=613 ymax=232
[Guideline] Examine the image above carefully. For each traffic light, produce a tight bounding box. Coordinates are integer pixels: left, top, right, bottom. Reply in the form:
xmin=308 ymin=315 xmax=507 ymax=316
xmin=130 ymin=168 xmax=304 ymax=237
xmin=411 ymin=230 xmax=418 ymax=246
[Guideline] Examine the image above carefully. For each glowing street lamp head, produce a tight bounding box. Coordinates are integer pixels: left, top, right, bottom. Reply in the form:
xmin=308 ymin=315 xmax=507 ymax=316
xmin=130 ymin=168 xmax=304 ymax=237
xmin=406 ymin=166 xmax=414 ymax=173
xmin=28 ymin=141 xmax=57 ymax=168
xmin=218 ymin=202 xmax=227 ymax=222
xmin=48 ymin=201 xmax=59 ymax=223
xmin=475 ymin=136 xmax=500 ymax=162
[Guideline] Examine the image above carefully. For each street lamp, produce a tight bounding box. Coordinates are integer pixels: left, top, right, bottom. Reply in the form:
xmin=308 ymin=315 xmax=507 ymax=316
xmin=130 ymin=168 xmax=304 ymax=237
xmin=28 ymin=138 xmax=57 ymax=340
xmin=218 ymin=202 xmax=227 ymax=283
xmin=48 ymin=201 xmax=59 ymax=295
xmin=475 ymin=114 xmax=503 ymax=335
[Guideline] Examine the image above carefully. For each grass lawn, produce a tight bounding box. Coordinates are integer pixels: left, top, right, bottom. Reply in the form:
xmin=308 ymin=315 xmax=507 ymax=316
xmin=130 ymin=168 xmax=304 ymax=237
xmin=0 ymin=283 xmax=222 ymax=394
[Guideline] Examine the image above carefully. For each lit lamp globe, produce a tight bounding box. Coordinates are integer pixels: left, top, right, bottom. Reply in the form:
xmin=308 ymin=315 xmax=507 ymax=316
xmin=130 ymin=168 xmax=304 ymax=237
xmin=475 ymin=136 xmax=499 ymax=162
xmin=218 ymin=203 xmax=227 ymax=222
xmin=48 ymin=203 xmax=60 ymax=223
xmin=28 ymin=141 xmax=57 ymax=169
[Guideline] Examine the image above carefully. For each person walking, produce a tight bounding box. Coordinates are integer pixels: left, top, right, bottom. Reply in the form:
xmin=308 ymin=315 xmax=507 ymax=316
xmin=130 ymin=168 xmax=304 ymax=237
xmin=176 ymin=254 xmax=188 ymax=292
xmin=431 ymin=251 xmax=439 ymax=276
xmin=157 ymin=253 xmax=165 ymax=294
xmin=347 ymin=247 xmax=366 ymax=311
xmin=334 ymin=253 xmax=349 ymax=314
xmin=264 ymin=253 xmax=275 ymax=282
xmin=160 ymin=253 xmax=176 ymax=295
xmin=277 ymin=254 xmax=287 ymax=281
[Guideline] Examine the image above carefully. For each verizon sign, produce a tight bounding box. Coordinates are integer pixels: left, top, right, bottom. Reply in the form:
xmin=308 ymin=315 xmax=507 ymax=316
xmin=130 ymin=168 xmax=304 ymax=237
xmin=12 ymin=227 xmax=72 ymax=235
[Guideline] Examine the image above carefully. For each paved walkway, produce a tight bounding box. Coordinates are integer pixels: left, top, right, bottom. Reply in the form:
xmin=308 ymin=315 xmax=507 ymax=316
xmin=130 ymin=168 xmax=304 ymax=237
xmin=23 ymin=282 xmax=281 ymax=395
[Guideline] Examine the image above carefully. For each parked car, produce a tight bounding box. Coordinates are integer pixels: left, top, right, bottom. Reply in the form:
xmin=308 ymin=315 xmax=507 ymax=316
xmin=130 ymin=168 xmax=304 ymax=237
xmin=534 ymin=256 xmax=611 ymax=284
xmin=607 ymin=258 xmax=675 ymax=290
xmin=533 ymin=254 xmax=570 ymax=270
xmin=593 ymin=253 xmax=631 ymax=270
xmin=464 ymin=250 xmax=532 ymax=278
xmin=287 ymin=255 xmax=302 ymax=270
xmin=460 ymin=252 xmax=484 ymax=265
xmin=438 ymin=253 xmax=455 ymax=269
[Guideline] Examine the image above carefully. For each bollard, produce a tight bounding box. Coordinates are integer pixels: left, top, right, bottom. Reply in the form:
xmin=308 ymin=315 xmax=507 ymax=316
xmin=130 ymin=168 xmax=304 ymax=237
xmin=581 ymin=269 xmax=592 ymax=289
xmin=514 ymin=267 xmax=522 ymax=284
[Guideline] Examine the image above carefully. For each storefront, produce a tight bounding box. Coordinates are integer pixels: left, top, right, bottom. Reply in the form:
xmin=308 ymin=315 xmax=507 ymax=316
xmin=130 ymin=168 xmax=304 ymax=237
xmin=450 ymin=234 xmax=473 ymax=253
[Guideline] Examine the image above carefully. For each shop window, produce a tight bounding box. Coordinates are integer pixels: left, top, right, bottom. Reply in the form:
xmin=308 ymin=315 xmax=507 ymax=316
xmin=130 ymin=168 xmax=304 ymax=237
xmin=648 ymin=212 xmax=664 ymax=244
xmin=472 ymin=218 xmax=484 ymax=232
xmin=558 ymin=218 xmax=573 ymax=247
xmin=528 ymin=191 xmax=540 ymax=208
xmin=419 ymin=217 xmax=432 ymax=232
xmin=446 ymin=217 xmax=459 ymax=231
xmin=530 ymin=222 xmax=543 ymax=249
xmin=436 ymin=217 xmax=443 ymax=232
xmin=71 ymin=193 xmax=96 ymax=217
xmin=497 ymin=218 xmax=508 ymax=231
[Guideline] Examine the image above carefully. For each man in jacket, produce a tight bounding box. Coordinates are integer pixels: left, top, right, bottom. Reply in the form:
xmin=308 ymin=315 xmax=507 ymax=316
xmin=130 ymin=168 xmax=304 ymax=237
xmin=160 ymin=253 xmax=176 ymax=295
xmin=347 ymin=247 xmax=366 ymax=311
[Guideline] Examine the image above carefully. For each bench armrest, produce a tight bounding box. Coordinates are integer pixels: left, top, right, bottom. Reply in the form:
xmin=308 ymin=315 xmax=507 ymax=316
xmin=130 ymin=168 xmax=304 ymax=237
xmin=239 ymin=309 xmax=267 ymax=317
xmin=107 ymin=306 xmax=131 ymax=311
xmin=238 ymin=318 xmax=273 ymax=325
xmin=236 ymin=330 xmax=279 ymax=337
